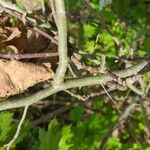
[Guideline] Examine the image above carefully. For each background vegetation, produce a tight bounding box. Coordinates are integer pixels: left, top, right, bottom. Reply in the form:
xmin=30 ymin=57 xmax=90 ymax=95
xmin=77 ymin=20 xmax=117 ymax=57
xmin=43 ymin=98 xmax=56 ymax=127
xmin=0 ymin=0 xmax=150 ymax=150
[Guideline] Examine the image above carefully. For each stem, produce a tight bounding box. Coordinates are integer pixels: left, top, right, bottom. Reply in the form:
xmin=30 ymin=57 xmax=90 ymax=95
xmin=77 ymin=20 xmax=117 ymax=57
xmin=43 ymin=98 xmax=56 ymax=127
xmin=53 ymin=0 xmax=69 ymax=86
xmin=0 ymin=53 xmax=58 ymax=60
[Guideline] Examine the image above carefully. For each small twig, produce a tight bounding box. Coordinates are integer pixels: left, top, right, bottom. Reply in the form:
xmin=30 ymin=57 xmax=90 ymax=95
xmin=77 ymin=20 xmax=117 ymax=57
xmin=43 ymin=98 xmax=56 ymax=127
xmin=127 ymin=83 xmax=144 ymax=96
xmin=100 ymin=84 xmax=119 ymax=110
xmin=99 ymin=103 xmax=137 ymax=150
xmin=4 ymin=105 xmax=29 ymax=150
xmin=68 ymin=64 xmax=78 ymax=78
xmin=0 ymin=52 xmax=58 ymax=60
xmin=33 ymin=27 xmax=58 ymax=44
xmin=71 ymin=53 xmax=105 ymax=74
xmin=139 ymin=77 xmax=146 ymax=93
xmin=146 ymin=81 xmax=150 ymax=95
xmin=64 ymin=90 xmax=86 ymax=101
xmin=82 ymin=88 xmax=116 ymax=100
xmin=50 ymin=0 xmax=58 ymax=26
xmin=138 ymin=97 xmax=150 ymax=133
xmin=30 ymin=103 xmax=74 ymax=127
xmin=80 ymin=0 xmax=113 ymax=36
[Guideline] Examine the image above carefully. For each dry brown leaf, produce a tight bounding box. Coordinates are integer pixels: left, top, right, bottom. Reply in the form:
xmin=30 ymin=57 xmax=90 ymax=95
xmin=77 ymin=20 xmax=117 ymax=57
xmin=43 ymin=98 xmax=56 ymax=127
xmin=0 ymin=59 xmax=54 ymax=97
xmin=3 ymin=25 xmax=28 ymax=52
xmin=5 ymin=27 xmax=21 ymax=41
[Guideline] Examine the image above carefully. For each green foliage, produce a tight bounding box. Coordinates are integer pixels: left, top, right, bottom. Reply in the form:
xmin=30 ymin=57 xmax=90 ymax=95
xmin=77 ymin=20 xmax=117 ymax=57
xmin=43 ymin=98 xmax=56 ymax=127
xmin=38 ymin=119 xmax=73 ymax=150
xmin=0 ymin=111 xmax=30 ymax=148
xmin=0 ymin=112 xmax=14 ymax=145
xmin=106 ymin=137 xmax=122 ymax=150
xmin=39 ymin=119 xmax=61 ymax=150
xmin=69 ymin=106 xmax=84 ymax=122
xmin=59 ymin=126 xmax=73 ymax=150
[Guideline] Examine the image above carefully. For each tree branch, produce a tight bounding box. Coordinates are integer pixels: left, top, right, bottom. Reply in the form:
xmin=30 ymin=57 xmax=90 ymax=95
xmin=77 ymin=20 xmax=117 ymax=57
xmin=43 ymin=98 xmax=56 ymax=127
xmin=53 ymin=0 xmax=69 ymax=86
xmin=0 ymin=53 xmax=58 ymax=60
xmin=0 ymin=60 xmax=148 ymax=111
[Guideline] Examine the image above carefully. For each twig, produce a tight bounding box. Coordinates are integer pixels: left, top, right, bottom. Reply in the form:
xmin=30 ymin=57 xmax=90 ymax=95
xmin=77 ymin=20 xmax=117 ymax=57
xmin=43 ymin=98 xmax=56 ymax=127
xmin=65 ymin=87 xmax=117 ymax=102
xmin=33 ymin=27 xmax=58 ymax=44
xmin=64 ymin=90 xmax=86 ymax=101
xmin=30 ymin=103 xmax=74 ymax=127
xmin=50 ymin=0 xmax=57 ymax=26
xmin=80 ymin=0 xmax=113 ymax=36
xmin=99 ymin=103 xmax=138 ymax=150
xmin=100 ymin=84 xmax=119 ymax=110
xmin=4 ymin=105 xmax=29 ymax=150
xmin=146 ymin=81 xmax=150 ymax=94
xmin=127 ymin=83 xmax=144 ymax=96
xmin=53 ymin=0 xmax=69 ymax=86
xmin=139 ymin=77 xmax=146 ymax=93
xmin=68 ymin=64 xmax=78 ymax=78
xmin=82 ymin=88 xmax=116 ymax=100
xmin=71 ymin=53 xmax=105 ymax=74
xmin=138 ymin=97 xmax=150 ymax=133
xmin=0 ymin=60 xmax=148 ymax=111
xmin=0 ymin=52 xmax=58 ymax=60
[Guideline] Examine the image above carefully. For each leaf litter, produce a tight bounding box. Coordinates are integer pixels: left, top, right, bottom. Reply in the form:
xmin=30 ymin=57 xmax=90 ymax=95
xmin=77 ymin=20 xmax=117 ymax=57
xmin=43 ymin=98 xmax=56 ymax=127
xmin=0 ymin=15 xmax=56 ymax=97
xmin=0 ymin=59 xmax=54 ymax=97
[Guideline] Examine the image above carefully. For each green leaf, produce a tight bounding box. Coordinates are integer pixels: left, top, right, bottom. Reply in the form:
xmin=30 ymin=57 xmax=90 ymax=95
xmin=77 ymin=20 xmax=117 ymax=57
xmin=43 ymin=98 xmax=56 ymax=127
xmin=106 ymin=137 xmax=122 ymax=149
xmin=39 ymin=119 xmax=61 ymax=150
xmin=143 ymin=37 xmax=150 ymax=53
xmin=84 ymin=24 xmax=96 ymax=38
xmin=0 ymin=112 xmax=14 ymax=145
xmin=59 ymin=126 xmax=73 ymax=150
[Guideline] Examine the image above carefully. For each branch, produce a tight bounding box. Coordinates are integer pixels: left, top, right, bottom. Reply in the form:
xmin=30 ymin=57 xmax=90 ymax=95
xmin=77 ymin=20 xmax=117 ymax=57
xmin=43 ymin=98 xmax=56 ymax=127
xmin=0 ymin=53 xmax=58 ymax=60
xmin=0 ymin=60 xmax=148 ymax=111
xmin=30 ymin=88 xmax=116 ymax=127
xmin=4 ymin=105 xmax=29 ymax=150
xmin=53 ymin=0 xmax=69 ymax=86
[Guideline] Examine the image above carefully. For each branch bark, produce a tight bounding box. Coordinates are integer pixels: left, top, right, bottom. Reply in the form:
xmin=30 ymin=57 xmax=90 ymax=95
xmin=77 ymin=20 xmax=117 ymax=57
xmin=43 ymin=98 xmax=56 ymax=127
xmin=0 ymin=60 xmax=148 ymax=111
xmin=53 ymin=0 xmax=69 ymax=86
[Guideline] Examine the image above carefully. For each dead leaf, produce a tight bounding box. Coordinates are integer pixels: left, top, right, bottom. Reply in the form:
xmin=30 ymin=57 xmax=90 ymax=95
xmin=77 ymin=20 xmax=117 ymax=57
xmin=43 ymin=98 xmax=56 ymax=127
xmin=3 ymin=24 xmax=28 ymax=52
xmin=5 ymin=27 xmax=21 ymax=41
xmin=0 ymin=59 xmax=54 ymax=97
xmin=27 ymin=29 xmax=49 ymax=53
